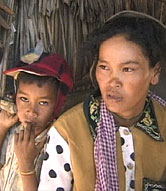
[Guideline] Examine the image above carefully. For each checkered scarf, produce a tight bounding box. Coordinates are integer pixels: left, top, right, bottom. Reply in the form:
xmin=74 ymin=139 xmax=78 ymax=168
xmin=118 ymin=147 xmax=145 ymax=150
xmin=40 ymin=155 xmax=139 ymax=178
xmin=94 ymin=92 xmax=166 ymax=191
xmin=94 ymin=99 xmax=119 ymax=191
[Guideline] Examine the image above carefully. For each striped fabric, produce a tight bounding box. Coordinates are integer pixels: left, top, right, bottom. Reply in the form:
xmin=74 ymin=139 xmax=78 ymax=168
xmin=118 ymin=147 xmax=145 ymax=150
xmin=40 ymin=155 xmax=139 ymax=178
xmin=94 ymin=99 xmax=119 ymax=191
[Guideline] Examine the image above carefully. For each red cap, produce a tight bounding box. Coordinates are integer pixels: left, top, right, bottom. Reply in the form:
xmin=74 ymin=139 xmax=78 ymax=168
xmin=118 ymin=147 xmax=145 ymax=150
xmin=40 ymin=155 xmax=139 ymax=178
xmin=4 ymin=53 xmax=73 ymax=117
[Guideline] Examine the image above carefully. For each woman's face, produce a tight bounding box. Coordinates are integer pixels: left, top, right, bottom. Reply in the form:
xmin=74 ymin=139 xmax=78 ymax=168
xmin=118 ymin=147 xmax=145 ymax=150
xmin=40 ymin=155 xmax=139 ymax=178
xmin=96 ymin=35 xmax=160 ymax=119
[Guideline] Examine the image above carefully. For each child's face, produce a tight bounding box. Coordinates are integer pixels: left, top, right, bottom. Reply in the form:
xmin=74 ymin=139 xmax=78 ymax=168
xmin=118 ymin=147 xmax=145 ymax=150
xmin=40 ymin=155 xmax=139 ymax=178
xmin=16 ymin=81 xmax=57 ymax=135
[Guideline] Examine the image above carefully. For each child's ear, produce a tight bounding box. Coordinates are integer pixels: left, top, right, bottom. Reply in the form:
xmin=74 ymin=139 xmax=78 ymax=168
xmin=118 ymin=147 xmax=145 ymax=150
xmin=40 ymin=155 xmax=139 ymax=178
xmin=150 ymin=63 xmax=161 ymax=85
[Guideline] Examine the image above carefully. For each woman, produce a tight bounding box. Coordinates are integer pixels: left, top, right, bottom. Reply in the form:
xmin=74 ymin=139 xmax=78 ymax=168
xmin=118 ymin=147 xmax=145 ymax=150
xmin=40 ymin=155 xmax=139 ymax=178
xmin=38 ymin=10 xmax=166 ymax=191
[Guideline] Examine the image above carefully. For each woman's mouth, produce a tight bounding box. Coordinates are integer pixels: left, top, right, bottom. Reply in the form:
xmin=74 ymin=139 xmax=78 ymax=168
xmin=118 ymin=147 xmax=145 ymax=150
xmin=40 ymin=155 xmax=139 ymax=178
xmin=106 ymin=94 xmax=123 ymax=102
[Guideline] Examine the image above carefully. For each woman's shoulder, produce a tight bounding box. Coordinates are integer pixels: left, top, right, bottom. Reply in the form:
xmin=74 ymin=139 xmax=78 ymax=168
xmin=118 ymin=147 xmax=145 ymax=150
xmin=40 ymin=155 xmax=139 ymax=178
xmin=152 ymin=98 xmax=166 ymax=138
xmin=152 ymin=98 xmax=166 ymax=114
xmin=52 ymin=102 xmax=90 ymax=140
xmin=58 ymin=102 xmax=85 ymax=120
xmin=56 ymin=90 xmax=101 ymax=122
xmin=53 ymin=102 xmax=87 ymax=130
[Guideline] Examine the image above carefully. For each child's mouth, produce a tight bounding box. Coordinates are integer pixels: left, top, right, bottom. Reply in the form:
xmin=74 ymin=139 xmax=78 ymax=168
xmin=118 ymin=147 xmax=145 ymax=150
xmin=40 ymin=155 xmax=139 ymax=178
xmin=24 ymin=121 xmax=37 ymax=128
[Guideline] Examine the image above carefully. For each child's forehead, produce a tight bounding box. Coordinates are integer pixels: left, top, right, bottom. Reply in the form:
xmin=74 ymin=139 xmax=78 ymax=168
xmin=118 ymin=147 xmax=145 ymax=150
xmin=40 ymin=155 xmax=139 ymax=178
xmin=17 ymin=75 xmax=58 ymax=87
xmin=17 ymin=81 xmax=58 ymax=97
xmin=19 ymin=80 xmax=56 ymax=88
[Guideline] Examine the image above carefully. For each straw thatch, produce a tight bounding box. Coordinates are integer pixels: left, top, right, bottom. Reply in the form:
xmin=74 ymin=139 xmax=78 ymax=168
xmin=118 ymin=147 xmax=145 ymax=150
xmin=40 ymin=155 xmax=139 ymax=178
xmin=0 ymin=0 xmax=166 ymax=110
xmin=0 ymin=0 xmax=15 ymax=96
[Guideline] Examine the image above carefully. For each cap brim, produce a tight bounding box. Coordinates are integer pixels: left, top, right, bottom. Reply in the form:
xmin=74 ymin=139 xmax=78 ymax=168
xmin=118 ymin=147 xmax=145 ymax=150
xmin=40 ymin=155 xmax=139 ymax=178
xmin=4 ymin=66 xmax=60 ymax=81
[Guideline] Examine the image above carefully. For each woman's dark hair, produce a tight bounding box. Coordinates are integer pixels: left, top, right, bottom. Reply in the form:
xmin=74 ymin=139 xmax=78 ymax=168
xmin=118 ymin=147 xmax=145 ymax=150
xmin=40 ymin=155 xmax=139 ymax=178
xmin=16 ymin=72 xmax=59 ymax=94
xmin=82 ymin=15 xmax=166 ymax=69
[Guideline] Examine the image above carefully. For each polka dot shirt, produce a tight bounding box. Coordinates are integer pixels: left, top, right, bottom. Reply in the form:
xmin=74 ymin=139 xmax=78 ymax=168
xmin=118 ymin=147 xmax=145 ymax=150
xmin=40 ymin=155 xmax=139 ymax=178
xmin=38 ymin=127 xmax=73 ymax=191
xmin=119 ymin=126 xmax=135 ymax=191
xmin=38 ymin=126 xmax=135 ymax=191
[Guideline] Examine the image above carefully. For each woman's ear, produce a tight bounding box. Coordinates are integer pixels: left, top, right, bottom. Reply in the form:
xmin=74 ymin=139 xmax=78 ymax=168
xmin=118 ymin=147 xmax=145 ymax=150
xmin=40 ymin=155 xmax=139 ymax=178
xmin=90 ymin=58 xmax=98 ymax=89
xmin=150 ymin=63 xmax=161 ymax=85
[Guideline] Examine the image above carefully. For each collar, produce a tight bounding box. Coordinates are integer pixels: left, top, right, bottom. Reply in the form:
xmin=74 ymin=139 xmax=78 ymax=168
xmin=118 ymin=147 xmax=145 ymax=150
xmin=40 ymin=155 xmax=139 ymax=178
xmin=17 ymin=123 xmax=50 ymax=143
xmin=134 ymin=98 xmax=163 ymax=141
xmin=35 ymin=128 xmax=49 ymax=143
xmin=83 ymin=91 xmax=164 ymax=142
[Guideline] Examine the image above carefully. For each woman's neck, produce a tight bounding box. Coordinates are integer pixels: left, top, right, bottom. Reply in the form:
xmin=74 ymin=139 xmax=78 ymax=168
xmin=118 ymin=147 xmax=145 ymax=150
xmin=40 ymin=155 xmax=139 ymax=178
xmin=112 ymin=112 xmax=142 ymax=127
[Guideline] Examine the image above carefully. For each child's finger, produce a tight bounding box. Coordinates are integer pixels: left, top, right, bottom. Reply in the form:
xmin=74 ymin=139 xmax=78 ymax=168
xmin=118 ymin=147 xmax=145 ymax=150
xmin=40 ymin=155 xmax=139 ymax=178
xmin=29 ymin=126 xmax=35 ymax=142
xmin=24 ymin=123 xmax=32 ymax=142
xmin=14 ymin=132 xmax=19 ymax=144
xmin=0 ymin=109 xmax=8 ymax=117
xmin=18 ymin=129 xmax=24 ymax=141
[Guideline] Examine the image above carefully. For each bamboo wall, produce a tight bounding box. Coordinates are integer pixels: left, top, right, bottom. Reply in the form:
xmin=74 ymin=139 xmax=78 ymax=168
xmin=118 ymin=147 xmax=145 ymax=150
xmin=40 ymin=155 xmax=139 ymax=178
xmin=0 ymin=0 xmax=166 ymax=111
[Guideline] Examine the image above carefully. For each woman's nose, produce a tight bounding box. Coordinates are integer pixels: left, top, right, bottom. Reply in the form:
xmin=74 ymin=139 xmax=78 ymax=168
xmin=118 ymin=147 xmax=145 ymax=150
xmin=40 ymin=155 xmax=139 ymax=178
xmin=108 ymin=73 xmax=122 ymax=88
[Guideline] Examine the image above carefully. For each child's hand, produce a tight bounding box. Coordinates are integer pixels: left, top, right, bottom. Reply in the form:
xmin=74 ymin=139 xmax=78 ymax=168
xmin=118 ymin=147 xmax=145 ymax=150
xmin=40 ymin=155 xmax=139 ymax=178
xmin=0 ymin=109 xmax=18 ymax=132
xmin=14 ymin=123 xmax=46 ymax=172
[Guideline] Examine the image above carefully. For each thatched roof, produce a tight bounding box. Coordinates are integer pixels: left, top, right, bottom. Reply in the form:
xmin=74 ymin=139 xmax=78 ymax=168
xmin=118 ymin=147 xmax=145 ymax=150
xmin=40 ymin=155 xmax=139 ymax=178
xmin=0 ymin=0 xmax=166 ymax=109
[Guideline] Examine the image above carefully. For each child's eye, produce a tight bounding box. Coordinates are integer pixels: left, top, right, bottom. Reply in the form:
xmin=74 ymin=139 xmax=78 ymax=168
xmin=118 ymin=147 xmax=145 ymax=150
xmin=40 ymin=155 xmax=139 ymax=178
xmin=98 ymin=65 xmax=109 ymax=70
xmin=39 ymin=101 xmax=48 ymax=106
xmin=123 ymin=67 xmax=135 ymax=72
xmin=20 ymin=97 xmax=29 ymax=102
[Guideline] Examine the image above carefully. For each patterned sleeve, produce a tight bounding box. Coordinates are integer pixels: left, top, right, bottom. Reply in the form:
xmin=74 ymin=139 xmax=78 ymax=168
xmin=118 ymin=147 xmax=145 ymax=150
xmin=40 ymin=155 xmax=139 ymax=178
xmin=38 ymin=126 xmax=73 ymax=191
xmin=0 ymin=128 xmax=13 ymax=166
xmin=0 ymin=135 xmax=8 ymax=166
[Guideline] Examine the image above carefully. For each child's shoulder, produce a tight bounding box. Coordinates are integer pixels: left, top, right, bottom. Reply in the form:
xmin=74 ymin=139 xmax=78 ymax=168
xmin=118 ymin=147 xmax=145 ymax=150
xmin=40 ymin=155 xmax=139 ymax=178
xmin=4 ymin=125 xmax=18 ymax=150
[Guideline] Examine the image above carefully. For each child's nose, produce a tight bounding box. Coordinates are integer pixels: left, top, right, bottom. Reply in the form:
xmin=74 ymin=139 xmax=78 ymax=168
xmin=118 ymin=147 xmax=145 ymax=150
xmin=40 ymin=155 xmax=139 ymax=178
xmin=25 ymin=105 xmax=38 ymax=119
xmin=26 ymin=110 xmax=38 ymax=118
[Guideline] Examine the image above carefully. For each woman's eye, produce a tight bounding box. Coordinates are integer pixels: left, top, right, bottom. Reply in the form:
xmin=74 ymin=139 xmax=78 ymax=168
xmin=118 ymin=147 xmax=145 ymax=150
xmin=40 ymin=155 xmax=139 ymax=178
xmin=98 ymin=65 xmax=109 ymax=70
xmin=123 ymin=67 xmax=135 ymax=72
xmin=20 ymin=97 xmax=29 ymax=102
xmin=39 ymin=101 xmax=48 ymax=106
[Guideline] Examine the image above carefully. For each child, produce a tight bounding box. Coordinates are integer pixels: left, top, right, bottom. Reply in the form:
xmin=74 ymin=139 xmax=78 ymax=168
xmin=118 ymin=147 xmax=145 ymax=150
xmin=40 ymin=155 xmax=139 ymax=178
xmin=0 ymin=50 xmax=73 ymax=191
